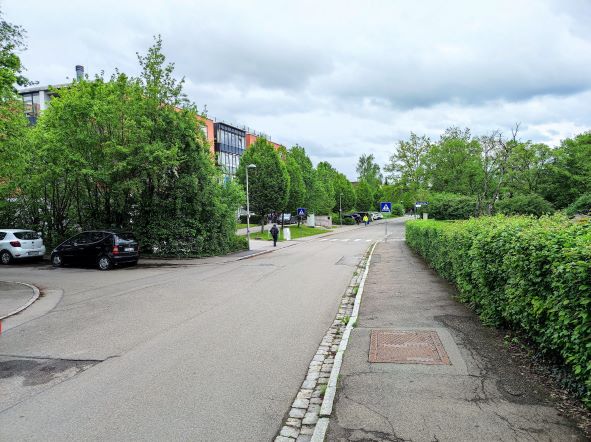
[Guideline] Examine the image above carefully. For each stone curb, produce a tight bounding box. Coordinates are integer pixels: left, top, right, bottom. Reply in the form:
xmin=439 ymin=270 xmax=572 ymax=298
xmin=0 ymin=281 xmax=41 ymax=321
xmin=274 ymin=241 xmax=378 ymax=442
xmin=312 ymin=241 xmax=377 ymax=441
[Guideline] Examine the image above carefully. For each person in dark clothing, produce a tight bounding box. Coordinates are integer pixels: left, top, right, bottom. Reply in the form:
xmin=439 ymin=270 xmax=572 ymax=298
xmin=270 ymin=224 xmax=279 ymax=247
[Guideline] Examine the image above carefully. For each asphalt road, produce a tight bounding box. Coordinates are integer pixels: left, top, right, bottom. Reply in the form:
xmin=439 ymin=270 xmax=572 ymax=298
xmin=0 ymin=220 xmax=396 ymax=441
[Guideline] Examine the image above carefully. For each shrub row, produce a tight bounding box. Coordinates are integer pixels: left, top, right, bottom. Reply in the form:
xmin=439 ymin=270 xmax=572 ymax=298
xmin=406 ymin=215 xmax=591 ymax=407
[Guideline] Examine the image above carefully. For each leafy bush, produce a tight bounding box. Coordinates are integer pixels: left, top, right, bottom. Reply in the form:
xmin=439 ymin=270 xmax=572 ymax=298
xmin=418 ymin=193 xmax=477 ymax=220
xmin=239 ymin=214 xmax=263 ymax=225
xmin=391 ymin=203 xmax=405 ymax=216
xmin=566 ymin=193 xmax=591 ymax=217
xmin=333 ymin=214 xmax=356 ymax=225
xmin=406 ymin=216 xmax=591 ymax=407
xmin=495 ymin=194 xmax=554 ymax=217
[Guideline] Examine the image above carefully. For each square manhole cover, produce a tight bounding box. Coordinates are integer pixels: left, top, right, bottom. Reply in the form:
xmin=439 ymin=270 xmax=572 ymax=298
xmin=369 ymin=330 xmax=450 ymax=365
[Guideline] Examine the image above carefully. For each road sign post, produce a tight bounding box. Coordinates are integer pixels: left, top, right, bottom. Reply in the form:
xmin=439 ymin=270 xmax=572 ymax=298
xmin=297 ymin=208 xmax=306 ymax=229
xmin=380 ymin=202 xmax=392 ymax=238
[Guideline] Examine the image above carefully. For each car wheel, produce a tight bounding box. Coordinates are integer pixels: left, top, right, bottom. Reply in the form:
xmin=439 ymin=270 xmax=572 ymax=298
xmin=98 ymin=255 xmax=112 ymax=271
xmin=1 ymin=250 xmax=12 ymax=265
xmin=51 ymin=253 xmax=63 ymax=267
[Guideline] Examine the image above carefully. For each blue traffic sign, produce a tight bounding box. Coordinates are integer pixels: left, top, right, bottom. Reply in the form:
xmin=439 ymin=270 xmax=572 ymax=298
xmin=297 ymin=208 xmax=306 ymax=216
xmin=380 ymin=202 xmax=392 ymax=213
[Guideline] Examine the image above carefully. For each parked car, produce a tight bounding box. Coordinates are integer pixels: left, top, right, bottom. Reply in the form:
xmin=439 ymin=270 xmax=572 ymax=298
xmin=51 ymin=230 xmax=139 ymax=271
xmin=371 ymin=212 xmax=383 ymax=220
xmin=278 ymin=213 xmax=293 ymax=224
xmin=0 ymin=229 xmax=46 ymax=264
xmin=343 ymin=213 xmax=361 ymax=223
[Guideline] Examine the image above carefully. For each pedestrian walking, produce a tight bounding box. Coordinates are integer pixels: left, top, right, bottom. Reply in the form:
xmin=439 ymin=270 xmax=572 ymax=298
xmin=363 ymin=214 xmax=369 ymax=226
xmin=270 ymin=224 xmax=279 ymax=247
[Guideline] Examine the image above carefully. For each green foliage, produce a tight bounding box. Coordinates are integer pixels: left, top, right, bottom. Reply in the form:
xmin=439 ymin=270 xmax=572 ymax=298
xmin=239 ymin=214 xmax=263 ymax=225
xmin=384 ymin=132 xmax=430 ymax=191
xmin=7 ymin=37 xmax=244 ymax=257
xmin=356 ymin=153 xmax=382 ymax=186
xmin=237 ymin=137 xmax=289 ymax=222
xmin=566 ymin=193 xmax=591 ymax=217
xmin=0 ymin=9 xmax=30 ymax=211
xmin=425 ymin=127 xmax=483 ymax=196
xmin=391 ymin=203 xmax=405 ymax=216
xmin=0 ymin=8 xmax=29 ymax=98
xmin=419 ymin=193 xmax=477 ymax=220
xmin=540 ymin=132 xmax=591 ymax=209
xmin=314 ymin=161 xmax=337 ymax=215
xmin=495 ymin=194 xmax=554 ymax=217
xmin=406 ymin=216 xmax=591 ymax=407
xmin=333 ymin=213 xmax=356 ymax=225
xmin=333 ymin=173 xmax=356 ymax=213
xmin=355 ymin=180 xmax=375 ymax=211
xmin=285 ymin=155 xmax=306 ymax=213
xmin=288 ymin=145 xmax=317 ymax=210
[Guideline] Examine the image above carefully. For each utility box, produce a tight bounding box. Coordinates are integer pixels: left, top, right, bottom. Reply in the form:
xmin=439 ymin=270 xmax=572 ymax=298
xmin=306 ymin=214 xmax=315 ymax=227
xmin=283 ymin=227 xmax=291 ymax=241
xmin=422 ymin=213 xmax=428 ymax=220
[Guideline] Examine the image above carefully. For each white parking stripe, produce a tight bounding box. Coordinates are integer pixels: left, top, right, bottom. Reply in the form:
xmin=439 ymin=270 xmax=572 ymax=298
xmin=354 ymin=239 xmax=361 ymax=242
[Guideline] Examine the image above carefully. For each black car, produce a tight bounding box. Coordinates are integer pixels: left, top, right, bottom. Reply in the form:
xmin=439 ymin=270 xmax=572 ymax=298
xmin=51 ymin=231 xmax=139 ymax=270
xmin=343 ymin=213 xmax=361 ymax=222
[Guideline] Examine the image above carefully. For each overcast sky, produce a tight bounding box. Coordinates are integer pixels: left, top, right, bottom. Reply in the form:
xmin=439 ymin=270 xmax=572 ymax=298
xmin=5 ymin=0 xmax=591 ymax=179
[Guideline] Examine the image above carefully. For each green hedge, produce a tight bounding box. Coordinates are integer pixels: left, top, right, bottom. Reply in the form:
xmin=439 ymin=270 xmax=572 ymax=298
xmin=391 ymin=203 xmax=405 ymax=216
xmin=566 ymin=193 xmax=591 ymax=217
xmin=406 ymin=215 xmax=591 ymax=407
xmin=417 ymin=193 xmax=478 ymax=220
xmin=495 ymin=194 xmax=555 ymax=217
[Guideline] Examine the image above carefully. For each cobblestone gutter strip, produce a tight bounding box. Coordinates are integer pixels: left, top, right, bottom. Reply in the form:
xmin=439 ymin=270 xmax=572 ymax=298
xmin=275 ymin=242 xmax=378 ymax=442
xmin=0 ymin=281 xmax=40 ymax=321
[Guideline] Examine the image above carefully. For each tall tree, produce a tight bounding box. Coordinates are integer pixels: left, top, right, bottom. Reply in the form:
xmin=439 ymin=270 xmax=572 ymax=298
xmin=237 ymin=138 xmax=290 ymax=231
xmin=384 ymin=132 xmax=430 ymax=191
xmin=425 ymin=127 xmax=483 ymax=196
xmin=540 ymin=132 xmax=591 ymax=209
xmin=314 ymin=161 xmax=337 ymax=215
xmin=0 ymin=9 xmax=30 ymax=218
xmin=0 ymin=8 xmax=29 ymax=98
xmin=21 ymin=37 xmax=242 ymax=256
xmin=356 ymin=153 xmax=382 ymax=186
xmin=285 ymin=155 xmax=306 ymax=214
xmin=289 ymin=145 xmax=317 ymax=210
xmin=333 ymin=173 xmax=356 ymax=213
xmin=356 ymin=180 xmax=375 ymax=211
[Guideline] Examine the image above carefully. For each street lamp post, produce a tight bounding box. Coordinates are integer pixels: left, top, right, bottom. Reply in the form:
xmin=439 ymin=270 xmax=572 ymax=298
xmin=339 ymin=193 xmax=343 ymax=228
xmin=246 ymin=164 xmax=256 ymax=251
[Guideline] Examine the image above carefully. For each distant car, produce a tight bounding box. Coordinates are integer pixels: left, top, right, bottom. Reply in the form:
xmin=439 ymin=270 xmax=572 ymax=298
xmin=0 ymin=229 xmax=46 ymax=264
xmin=343 ymin=213 xmax=361 ymax=223
xmin=371 ymin=212 xmax=383 ymax=220
xmin=51 ymin=230 xmax=139 ymax=271
xmin=357 ymin=212 xmax=371 ymax=221
xmin=278 ymin=213 xmax=293 ymax=224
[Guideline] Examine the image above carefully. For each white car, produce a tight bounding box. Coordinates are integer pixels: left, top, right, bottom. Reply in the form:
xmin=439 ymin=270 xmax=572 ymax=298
xmin=0 ymin=229 xmax=46 ymax=264
xmin=371 ymin=212 xmax=383 ymax=220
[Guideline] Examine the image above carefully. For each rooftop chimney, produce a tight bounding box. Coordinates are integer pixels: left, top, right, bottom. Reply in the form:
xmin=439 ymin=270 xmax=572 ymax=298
xmin=75 ymin=65 xmax=84 ymax=81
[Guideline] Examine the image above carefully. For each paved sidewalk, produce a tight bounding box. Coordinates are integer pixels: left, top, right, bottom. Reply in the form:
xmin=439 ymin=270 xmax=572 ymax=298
xmin=326 ymin=223 xmax=586 ymax=441
xmin=0 ymin=281 xmax=38 ymax=320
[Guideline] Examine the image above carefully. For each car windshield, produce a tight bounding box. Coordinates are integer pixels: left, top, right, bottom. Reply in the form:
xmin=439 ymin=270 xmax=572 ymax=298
xmin=14 ymin=231 xmax=41 ymax=240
